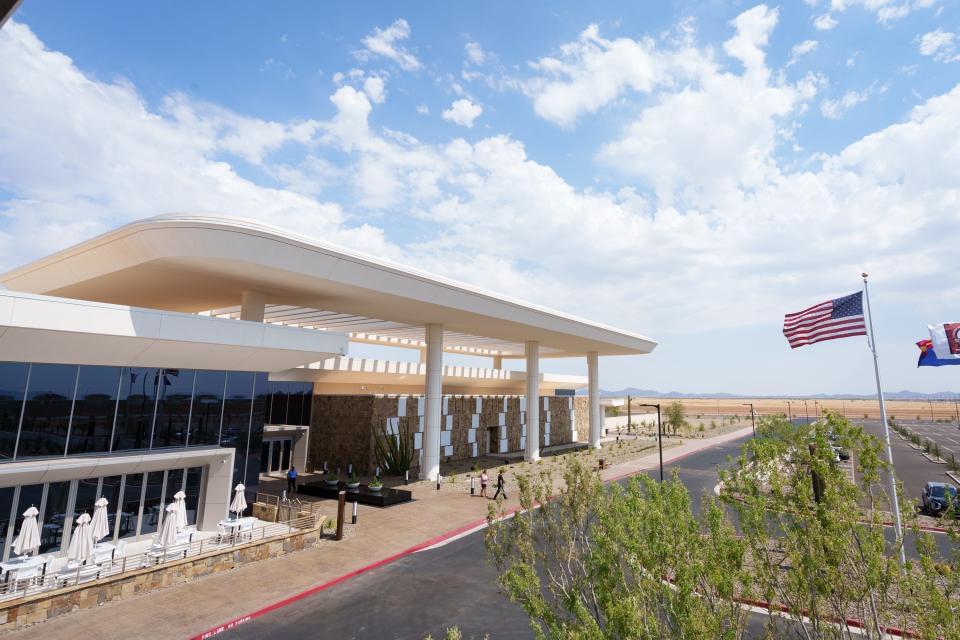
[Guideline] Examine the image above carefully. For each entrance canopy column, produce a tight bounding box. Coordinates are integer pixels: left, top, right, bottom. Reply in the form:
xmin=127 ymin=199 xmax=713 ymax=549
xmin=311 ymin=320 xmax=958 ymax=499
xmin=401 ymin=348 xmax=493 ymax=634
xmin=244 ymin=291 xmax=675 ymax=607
xmin=421 ymin=324 xmax=443 ymax=481
xmin=587 ymin=351 xmax=601 ymax=449
xmin=525 ymin=341 xmax=540 ymax=462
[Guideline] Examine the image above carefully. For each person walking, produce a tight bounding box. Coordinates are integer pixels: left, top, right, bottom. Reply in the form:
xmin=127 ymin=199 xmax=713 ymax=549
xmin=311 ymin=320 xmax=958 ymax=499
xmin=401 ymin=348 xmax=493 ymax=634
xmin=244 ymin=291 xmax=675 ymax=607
xmin=479 ymin=470 xmax=489 ymax=498
xmin=493 ymin=470 xmax=507 ymax=500
xmin=287 ymin=466 xmax=298 ymax=494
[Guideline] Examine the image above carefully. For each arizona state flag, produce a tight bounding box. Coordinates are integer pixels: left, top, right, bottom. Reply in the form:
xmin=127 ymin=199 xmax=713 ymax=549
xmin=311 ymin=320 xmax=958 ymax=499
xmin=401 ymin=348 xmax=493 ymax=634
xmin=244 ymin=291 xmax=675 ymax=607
xmin=917 ymin=339 xmax=960 ymax=367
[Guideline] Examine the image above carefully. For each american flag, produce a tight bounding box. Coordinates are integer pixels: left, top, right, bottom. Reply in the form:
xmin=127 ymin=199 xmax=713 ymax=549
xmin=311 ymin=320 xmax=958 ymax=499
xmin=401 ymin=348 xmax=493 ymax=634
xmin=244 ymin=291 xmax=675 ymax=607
xmin=783 ymin=292 xmax=867 ymax=349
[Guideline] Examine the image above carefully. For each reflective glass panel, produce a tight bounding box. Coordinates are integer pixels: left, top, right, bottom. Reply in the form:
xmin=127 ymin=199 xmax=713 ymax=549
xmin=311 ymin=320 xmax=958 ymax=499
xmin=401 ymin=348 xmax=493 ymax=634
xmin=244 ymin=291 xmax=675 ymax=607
xmin=67 ymin=366 xmax=121 ymax=455
xmin=113 ymin=368 xmax=159 ymax=452
xmin=41 ymin=481 xmax=70 ymax=554
xmin=188 ymin=371 xmax=224 ymax=447
xmin=184 ymin=467 xmax=202 ymax=526
xmin=72 ymin=477 xmax=99 ymax=523
xmin=299 ymin=382 xmax=313 ymax=426
xmin=0 ymin=362 xmax=29 ymax=459
xmin=11 ymin=484 xmax=43 ymax=558
xmin=0 ymin=487 xmax=14 ymax=557
xmin=118 ymin=473 xmax=143 ymax=540
xmin=18 ymin=364 xmax=78 ymax=458
xmin=99 ymin=475 xmax=123 ymax=541
xmin=287 ymin=390 xmax=303 ymax=428
xmin=222 ymin=372 xmax=254 ymax=487
xmin=140 ymin=471 xmax=164 ymax=535
xmin=268 ymin=383 xmax=288 ymax=425
xmin=245 ymin=373 xmax=266 ymax=487
xmin=152 ymin=369 xmax=195 ymax=449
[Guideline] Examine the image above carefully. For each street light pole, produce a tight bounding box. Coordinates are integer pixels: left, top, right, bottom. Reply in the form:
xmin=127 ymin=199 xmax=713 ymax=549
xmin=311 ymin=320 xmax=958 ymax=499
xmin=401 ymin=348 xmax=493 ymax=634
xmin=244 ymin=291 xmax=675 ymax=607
xmin=742 ymin=403 xmax=756 ymax=437
xmin=786 ymin=400 xmax=793 ymax=422
xmin=636 ymin=403 xmax=663 ymax=482
xmin=803 ymin=400 xmax=810 ymax=424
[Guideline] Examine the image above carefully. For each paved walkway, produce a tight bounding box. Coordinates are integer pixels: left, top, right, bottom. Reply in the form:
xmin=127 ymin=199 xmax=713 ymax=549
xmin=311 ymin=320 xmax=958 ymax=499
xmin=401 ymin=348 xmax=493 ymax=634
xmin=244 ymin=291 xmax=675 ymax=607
xmin=2 ymin=427 xmax=752 ymax=639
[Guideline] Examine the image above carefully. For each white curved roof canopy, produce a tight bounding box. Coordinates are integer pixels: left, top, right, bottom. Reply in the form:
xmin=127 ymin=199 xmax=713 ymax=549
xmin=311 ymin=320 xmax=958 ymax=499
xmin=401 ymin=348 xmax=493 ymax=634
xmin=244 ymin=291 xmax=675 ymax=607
xmin=0 ymin=215 xmax=657 ymax=359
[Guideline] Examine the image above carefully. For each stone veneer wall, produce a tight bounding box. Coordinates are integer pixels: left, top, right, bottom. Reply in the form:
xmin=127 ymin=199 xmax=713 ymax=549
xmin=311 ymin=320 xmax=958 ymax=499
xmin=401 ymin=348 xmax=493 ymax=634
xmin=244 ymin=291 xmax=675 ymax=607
xmin=0 ymin=522 xmax=326 ymax=631
xmin=309 ymin=394 xmax=584 ymax=472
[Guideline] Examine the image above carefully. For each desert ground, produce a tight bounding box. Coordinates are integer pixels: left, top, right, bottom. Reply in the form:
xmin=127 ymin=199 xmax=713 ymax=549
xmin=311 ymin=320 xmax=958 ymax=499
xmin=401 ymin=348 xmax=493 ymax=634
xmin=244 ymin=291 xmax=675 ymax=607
xmin=620 ymin=397 xmax=960 ymax=422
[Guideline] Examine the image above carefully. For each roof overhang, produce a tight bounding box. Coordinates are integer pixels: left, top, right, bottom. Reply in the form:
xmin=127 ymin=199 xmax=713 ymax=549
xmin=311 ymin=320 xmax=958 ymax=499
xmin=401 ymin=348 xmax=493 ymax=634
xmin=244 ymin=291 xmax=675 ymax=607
xmin=0 ymin=291 xmax=348 ymax=371
xmin=271 ymin=358 xmax=587 ymax=392
xmin=0 ymin=215 xmax=657 ymax=359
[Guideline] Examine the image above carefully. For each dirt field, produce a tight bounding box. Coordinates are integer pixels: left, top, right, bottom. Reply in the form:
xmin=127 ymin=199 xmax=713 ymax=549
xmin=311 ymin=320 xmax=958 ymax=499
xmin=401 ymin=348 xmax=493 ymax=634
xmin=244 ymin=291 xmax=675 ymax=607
xmin=621 ymin=397 xmax=960 ymax=422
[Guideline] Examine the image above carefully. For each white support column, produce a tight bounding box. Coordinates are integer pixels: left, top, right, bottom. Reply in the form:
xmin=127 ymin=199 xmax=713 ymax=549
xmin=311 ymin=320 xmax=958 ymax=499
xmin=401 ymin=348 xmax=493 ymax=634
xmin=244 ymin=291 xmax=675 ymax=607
xmin=525 ymin=341 xmax=540 ymax=462
xmin=492 ymin=355 xmax=503 ymax=370
xmin=587 ymin=351 xmax=601 ymax=449
xmin=421 ymin=324 xmax=443 ymax=480
xmin=239 ymin=290 xmax=266 ymax=323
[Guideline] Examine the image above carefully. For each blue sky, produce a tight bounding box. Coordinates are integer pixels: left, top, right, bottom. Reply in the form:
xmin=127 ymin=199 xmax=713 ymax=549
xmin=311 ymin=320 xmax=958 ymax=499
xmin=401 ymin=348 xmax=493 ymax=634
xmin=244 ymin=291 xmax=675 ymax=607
xmin=1 ymin=1 xmax=959 ymax=395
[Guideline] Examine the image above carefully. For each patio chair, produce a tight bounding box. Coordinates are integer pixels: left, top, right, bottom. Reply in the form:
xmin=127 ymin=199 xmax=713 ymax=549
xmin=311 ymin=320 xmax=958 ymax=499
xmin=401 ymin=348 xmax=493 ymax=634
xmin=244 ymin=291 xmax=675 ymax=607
xmin=54 ymin=562 xmax=102 ymax=587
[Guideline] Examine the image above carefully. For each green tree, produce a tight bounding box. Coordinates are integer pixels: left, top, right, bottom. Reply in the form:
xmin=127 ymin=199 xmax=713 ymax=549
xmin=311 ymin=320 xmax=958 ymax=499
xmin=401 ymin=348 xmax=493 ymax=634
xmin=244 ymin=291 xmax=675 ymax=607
xmin=664 ymin=401 xmax=685 ymax=436
xmin=486 ymin=459 xmax=754 ymax=639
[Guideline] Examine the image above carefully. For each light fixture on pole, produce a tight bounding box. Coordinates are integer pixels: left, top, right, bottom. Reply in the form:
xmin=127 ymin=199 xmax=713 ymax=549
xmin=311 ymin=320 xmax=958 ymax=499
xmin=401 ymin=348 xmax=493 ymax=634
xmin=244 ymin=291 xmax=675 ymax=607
xmin=636 ymin=403 xmax=663 ymax=482
xmin=786 ymin=400 xmax=793 ymax=421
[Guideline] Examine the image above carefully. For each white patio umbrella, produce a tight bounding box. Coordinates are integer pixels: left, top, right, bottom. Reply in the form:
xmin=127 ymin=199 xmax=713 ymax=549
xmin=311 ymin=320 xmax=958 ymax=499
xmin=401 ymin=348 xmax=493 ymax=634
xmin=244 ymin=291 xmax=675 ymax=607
xmin=173 ymin=490 xmax=188 ymax=531
xmin=156 ymin=503 xmax=178 ymax=547
xmin=12 ymin=506 xmax=40 ymax=557
xmin=90 ymin=497 xmax=110 ymax=542
xmin=66 ymin=513 xmax=94 ymax=565
xmin=229 ymin=484 xmax=247 ymax=519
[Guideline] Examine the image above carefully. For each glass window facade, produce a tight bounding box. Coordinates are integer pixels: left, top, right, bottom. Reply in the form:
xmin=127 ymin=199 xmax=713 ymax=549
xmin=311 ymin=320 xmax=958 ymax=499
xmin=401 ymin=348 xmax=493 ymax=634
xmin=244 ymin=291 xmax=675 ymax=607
xmin=67 ymin=366 xmax=121 ymax=455
xmin=152 ymin=369 xmax=195 ymax=449
xmin=0 ymin=361 xmax=268 ymax=490
xmin=18 ymin=364 xmax=78 ymax=458
xmin=0 ymin=363 xmax=28 ymax=459
xmin=265 ymin=381 xmax=312 ymax=426
xmin=1 ymin=467 xmax=206 ymax=559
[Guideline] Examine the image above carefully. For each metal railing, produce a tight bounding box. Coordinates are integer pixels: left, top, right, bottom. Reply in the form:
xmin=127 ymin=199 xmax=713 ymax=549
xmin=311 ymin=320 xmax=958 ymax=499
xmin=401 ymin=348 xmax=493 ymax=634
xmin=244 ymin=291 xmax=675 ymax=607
xmin=0 ymin=512 xmax=324 ymax=603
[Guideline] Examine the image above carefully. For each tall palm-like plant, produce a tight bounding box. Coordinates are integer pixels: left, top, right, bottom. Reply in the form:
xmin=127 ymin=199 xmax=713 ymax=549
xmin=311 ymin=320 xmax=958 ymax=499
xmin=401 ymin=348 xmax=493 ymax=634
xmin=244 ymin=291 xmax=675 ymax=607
xmin=373 ymin=418 xmax=414 ymax=476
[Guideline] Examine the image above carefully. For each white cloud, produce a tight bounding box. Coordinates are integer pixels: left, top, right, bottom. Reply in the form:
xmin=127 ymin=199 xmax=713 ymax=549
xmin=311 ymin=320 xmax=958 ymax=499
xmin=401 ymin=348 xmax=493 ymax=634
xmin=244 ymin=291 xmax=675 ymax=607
xmin=2 ymin=16 xmax=960 ymax=359
xmin=788 ymin=39 xmax=819 ymax=65
xmin=820 ymin=89 xmax=870 ymax=119
xmin=813 ymin=13 xmax=839 ymax=29
xmin=524 ymin=23 xmax=663 ymax=128
xmin=597 ymin=6 xmax=819 ymax=206
xmin=416 ymin=104 xmax=430 ymax=115
xmin=357 ymin=18 xmax=421 ymax=71
xmin=918 ymin=29 xmax=959 ymax=62
xmin=363 ymin=75 xmax=387 ymax=103
xmin=442 ymin=99 xmax=483 ymax=127
xmin=465 ymin=41 xmax=486 ymax=65
xmin=818 ymin=0 xmax=938 ymax=26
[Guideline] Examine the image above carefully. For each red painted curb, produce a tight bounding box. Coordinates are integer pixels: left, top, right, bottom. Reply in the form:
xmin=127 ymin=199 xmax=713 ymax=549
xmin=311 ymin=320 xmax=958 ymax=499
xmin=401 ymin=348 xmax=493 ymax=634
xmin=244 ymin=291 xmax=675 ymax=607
xmin=189 ymin=517 xmax=489 ymax=639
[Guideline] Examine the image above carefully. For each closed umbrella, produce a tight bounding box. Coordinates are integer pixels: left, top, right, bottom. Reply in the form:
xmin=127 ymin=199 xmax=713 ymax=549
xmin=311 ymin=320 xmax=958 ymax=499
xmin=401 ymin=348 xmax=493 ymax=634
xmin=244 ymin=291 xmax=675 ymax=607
xmin=156 ymin=503 xmax=178 ymax=547
xmin=66 ymin=513 xmax=94 ymax=565
xmin=90 ymin=497 xmax=110 ymax=542
xmin=12 ymin=506 xmax=40 ymax=557
xmin=229 ymin=484 xmax=247 ymax=519
xmin=173 ymin=490 xmax=188 ymax=531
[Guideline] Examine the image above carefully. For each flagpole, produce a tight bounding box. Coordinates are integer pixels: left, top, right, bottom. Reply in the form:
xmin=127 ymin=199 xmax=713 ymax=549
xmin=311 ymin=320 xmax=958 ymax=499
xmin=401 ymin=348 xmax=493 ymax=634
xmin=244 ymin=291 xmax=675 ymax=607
xmin=862 ymin=273 xmax=906 ymax=566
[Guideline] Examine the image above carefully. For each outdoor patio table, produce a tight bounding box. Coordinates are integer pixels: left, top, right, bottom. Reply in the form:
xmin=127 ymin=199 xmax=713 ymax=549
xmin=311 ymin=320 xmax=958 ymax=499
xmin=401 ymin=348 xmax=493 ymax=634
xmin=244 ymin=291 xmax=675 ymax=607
xmin=0 ymin=556 xmax=46 ymax=584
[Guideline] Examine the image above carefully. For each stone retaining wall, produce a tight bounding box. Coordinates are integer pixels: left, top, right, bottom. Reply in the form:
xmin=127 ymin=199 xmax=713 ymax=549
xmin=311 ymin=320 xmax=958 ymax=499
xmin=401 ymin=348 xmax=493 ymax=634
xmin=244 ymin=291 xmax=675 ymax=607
xmin=0 ymin=522 xmax=326 ymax=631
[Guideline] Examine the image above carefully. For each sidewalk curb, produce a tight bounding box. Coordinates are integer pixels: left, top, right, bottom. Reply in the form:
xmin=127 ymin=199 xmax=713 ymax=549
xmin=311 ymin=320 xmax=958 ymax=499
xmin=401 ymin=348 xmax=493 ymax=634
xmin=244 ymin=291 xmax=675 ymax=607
xmin=191 ymin=429 xmax=752 ymax=639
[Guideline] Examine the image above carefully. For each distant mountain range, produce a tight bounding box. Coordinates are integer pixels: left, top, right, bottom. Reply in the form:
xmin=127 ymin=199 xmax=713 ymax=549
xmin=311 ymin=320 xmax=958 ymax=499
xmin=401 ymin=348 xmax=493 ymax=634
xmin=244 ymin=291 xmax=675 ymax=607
xmin=584 ymin=387 xmax=959 ymax=401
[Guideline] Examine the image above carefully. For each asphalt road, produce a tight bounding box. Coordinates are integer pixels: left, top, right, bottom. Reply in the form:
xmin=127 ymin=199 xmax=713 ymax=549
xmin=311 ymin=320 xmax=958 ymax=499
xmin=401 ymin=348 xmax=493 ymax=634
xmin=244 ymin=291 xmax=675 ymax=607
xmin=222 ymin=437 xmax=748 ymax=640
xmin=220 ymin=433 xmax=953 ymax=640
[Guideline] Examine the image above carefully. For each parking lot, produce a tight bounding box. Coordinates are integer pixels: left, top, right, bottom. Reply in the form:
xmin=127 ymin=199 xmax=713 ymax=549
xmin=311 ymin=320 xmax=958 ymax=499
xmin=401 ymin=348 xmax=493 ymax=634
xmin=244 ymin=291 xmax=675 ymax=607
xmin=857 ymin=420 xmax=959 ymax=504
